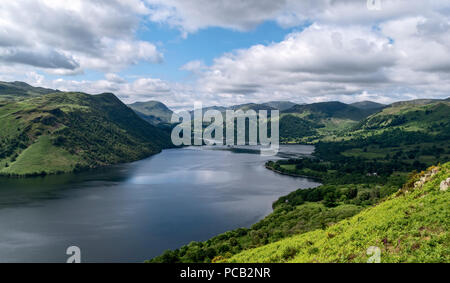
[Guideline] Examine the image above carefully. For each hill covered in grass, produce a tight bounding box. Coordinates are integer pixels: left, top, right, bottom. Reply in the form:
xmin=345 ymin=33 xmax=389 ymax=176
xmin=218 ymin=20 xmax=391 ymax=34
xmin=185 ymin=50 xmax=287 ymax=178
xmin=355 ymin=101 xmax=450 ymax=134
xmin=351 ymin=101 xmax=386 ymax=110
xmin=285 ymin=101 xmax=375 ymax=121
xmin=225 ymin=163 xmax=449 ymax=263
xmin=0 ymin=81 xmax=58 ymax=101
xmin=280 ymin=99 xmax=450 ymax=144
xmin=262 ymin=101 xmax=297 ymax=111
xmin=0 ymin=92 xmax=171 ymax=176
xmin=279 ymin=101 xmax=384 ymax=143
xmin=128 ymin=100 xmax=175 ymax=126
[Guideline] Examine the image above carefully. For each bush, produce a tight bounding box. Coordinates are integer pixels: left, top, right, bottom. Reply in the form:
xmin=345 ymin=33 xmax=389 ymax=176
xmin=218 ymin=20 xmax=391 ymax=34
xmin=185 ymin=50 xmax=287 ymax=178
xmin=282 ymin=247 xmax=298 ymax=260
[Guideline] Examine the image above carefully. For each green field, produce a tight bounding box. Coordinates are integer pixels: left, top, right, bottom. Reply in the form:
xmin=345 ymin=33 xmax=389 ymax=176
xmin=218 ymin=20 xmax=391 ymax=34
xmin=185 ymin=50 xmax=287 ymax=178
xmin=0 ymin=136 xmax=80 ymax=175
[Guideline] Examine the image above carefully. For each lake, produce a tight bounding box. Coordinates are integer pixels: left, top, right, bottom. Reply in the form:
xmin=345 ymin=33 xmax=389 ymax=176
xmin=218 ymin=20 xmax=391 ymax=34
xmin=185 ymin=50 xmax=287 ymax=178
xmin=0 ymin=145 xmax=319 ymax=262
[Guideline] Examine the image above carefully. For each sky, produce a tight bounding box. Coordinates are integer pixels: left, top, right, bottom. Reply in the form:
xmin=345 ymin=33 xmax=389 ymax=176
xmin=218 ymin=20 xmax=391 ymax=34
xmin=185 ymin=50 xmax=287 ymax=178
xmin=0 ymin=0 xmax=449 ymax=110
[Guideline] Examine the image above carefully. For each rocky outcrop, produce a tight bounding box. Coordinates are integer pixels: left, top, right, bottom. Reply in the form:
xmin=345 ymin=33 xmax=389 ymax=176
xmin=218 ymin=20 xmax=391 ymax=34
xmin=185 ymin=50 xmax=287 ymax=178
xmin=414 ymin=167 xmax=440 ymax=189
xmin=440 ymin=178 xmax=450 ymax=192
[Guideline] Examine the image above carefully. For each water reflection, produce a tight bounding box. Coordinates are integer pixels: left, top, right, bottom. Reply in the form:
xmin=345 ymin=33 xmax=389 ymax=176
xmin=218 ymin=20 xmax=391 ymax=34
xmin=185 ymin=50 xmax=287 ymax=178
xmin=0 ymin=146 xmax=319 ymax=262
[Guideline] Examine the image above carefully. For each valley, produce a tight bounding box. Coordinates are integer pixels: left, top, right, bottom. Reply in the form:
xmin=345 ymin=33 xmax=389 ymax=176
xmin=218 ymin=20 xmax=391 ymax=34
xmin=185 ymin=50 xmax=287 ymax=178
xmin=0 ymin=81 xmax=448 ymax=263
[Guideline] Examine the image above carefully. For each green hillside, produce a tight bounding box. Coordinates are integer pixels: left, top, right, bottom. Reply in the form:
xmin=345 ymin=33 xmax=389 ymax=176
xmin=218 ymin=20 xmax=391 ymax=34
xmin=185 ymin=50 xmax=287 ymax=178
xmin=279 ymin=115 xmax=318 ymax=140
xmin=285 ymin=101 xmax=375 ymax=121
xmin=0 ymin=92 xmax=171 ymax=176
xmin=351 ymin=101 xmax=386 ymax=110
xmin=278 ymin=101 xmax=385 ymax=143
xmin=355 ymin=101 xmax=450 ymax=134
xmin=391 ymin=98 xmax=446 ymax=107
xmin=128 ymin=100 xmax=175 ymax=125
xmin=262 ymin=101 xmax=297 ymax=111
xmin=280 ymin=100 xmax=450 ymax=145
xmin=225 ymin=163 xmax=450 ymax=263
xmin=148 ymin=98 xmax=449 ymax=263
xmin=0 ymin=81 xmax=58 ymax=101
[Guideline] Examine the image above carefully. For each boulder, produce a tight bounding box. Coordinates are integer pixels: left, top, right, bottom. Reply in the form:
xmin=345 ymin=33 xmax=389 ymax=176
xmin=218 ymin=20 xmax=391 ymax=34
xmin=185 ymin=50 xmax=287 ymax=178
xmin=440 ymin=178 xmax=450 ymax=192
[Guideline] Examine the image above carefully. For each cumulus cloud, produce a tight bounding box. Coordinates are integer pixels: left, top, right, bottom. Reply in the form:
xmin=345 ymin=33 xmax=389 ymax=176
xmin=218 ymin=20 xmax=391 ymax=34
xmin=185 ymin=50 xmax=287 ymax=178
xmin=184 ymin=15 xmax=450 ymax=105
xmin=1 ymin=0 xmax=450 ymax=107
xmin=0 ymin=0 xmax=162 ymax=73
xmin=191 ymin=24 xmax=397 ymax=101
xmin=144 ymin=0 xmax=447 ymax=34
xmin=146 ymin=0 xmax=286 ymax=34
xmin=0 ymin=48 xmax=79 ymax=70
xmin=32 ymin=73 xmax=193 ymax=109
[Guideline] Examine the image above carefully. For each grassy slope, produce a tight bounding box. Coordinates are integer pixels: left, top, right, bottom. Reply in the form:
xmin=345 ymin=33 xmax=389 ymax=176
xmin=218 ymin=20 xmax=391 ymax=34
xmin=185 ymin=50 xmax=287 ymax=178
xmin=262 ymin=101 xmax=297 ymax=111
xmin=0 ymin=81 xmax=57 ymax=101
xmin=2 ymin=136 xmax=80 ymax=175
xmin=279 ymin=102 xmax=377 ymax=143
xmin=0 ymin=92 xmax=171 ymax=176
xmin=147 ymin=201 xmax=367 ymax=263
xmin=340 ymin=102 xmax=450 ymax=164
xmin=226 ymin=163 xmax=449 ymax=263
xmin=355 ymin=101 xmax=450 ymax=133
xmin=285 ymin=102 xmax=371 ymax=120
xmin=148 ymin=100 xmax=448 ymax=263
xmin=351 ymin=101 xmax=386 ymax=110
xmin=128 ymin=101 xmax=175 ymax=125
xmin=279 ymin=100 xmax=449 ymax=144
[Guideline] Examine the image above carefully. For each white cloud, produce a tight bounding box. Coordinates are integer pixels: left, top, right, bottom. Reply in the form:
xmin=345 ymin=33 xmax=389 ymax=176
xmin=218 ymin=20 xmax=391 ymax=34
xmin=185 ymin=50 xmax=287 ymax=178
xmin=1 ymin=0 xmax=450 ymax=107
xmin=0 ymin=0 xmax=162 ymax=73
xmin=144 ymin=0 xmax=448 ymax=35
xmin=36 ymin=74 xmax=195 ymax=109
xmin=191 ymin=24 xmax=397 ymax=101
xmin=146 ymin=0 xmax=286 ymax=33
xmin=181 ymin=16 xmax=450 ymax=105
xmin=180 ymin=60 xmax=206 ymax=74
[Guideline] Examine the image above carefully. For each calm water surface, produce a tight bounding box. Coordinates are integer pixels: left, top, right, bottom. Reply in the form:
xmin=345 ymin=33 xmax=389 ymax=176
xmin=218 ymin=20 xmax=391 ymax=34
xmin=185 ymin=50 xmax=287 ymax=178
xmin=0 ymin=146 xmax=319 ymax=262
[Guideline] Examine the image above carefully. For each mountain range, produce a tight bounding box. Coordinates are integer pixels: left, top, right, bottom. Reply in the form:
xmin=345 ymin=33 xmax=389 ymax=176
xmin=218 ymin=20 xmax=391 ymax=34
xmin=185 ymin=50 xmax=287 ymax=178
xmin=0 ymin=81 xmax=448 ymax=175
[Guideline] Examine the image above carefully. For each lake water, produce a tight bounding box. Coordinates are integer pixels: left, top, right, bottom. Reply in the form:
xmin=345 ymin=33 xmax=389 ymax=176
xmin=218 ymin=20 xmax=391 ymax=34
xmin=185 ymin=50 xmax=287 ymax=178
xmin=0 ymin=145 xmax=319 ymax=263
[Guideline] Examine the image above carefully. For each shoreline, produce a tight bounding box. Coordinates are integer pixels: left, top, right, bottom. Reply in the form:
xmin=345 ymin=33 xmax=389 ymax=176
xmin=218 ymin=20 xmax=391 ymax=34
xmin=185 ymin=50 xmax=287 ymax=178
xmin=265 ymin=164 xmax=323 ymax=182
xmin=0 ymin=148 xmax=168 ymax=179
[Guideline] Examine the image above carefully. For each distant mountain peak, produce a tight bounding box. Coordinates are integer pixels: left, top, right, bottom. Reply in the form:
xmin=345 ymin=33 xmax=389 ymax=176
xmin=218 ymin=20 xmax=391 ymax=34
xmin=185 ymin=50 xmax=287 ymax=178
xmin=351 ymin=101 xmax=386 ymax=110
xmin=0 ymin=80 xmax=58 ymax=100
xmin=262 ymin=101 xmax=297 ymax=111
xmin=285 ymin=101 xmax=374 ymax=121
xmin=128 ymin=100 xmax=174 ymax=125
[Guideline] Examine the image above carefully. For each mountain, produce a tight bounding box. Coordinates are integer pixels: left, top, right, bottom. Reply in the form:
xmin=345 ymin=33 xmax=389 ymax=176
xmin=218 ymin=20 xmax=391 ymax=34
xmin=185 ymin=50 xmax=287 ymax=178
xmin=0 ymin=92 xmax=171 ymax=176
xmin=193 ymin=105 xmax=228 ymax=114
xmin=189 ymin=103 xmax=275 ymax=119
xmin=279 ymin=115 xmax=320 ymax=140
xmin=356 ymin=101 xmax=450 ymax=137
xmin=351 ymin=101 xmax=386 ymax=110
xmin=285 ymin=101 xmax=373 ymax=121
xmin=391 ymin=99 xmax=445 ymax=107
xmin=225 ymin=163 xmax=450 ymax=263
xmin=0 ymin=81 xmax=58 ymax=101
xmin=228 ymin=103 xmax=276 ymax=112
xmin=278 ymin=101 xmax=375 ymax=142
xmin=128 ymin=101 xmax=175 ymax=125
xmin=262 ymin=101 xmax=297 ymax=111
